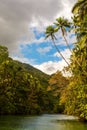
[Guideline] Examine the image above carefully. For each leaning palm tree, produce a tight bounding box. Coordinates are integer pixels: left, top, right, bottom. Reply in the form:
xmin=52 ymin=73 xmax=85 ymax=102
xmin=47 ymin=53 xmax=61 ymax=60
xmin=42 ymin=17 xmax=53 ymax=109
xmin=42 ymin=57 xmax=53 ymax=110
xmin=45 ymin=25 xmax=69 ymax=66
xmin=54 ymin=17 xmax=72 ymax=53
xmin=54 ymin=17 xmax=82 ymax=67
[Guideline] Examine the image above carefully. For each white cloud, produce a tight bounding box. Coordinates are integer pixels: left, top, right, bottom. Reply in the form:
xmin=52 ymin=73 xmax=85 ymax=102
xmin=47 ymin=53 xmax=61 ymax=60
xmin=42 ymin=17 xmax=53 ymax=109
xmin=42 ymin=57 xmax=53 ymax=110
xmin=34 ymin=60 xmax=69 ymax=75
xmin=55 ymin=0 xmax=77 ymax=20
xmin=11 ymin=48 xmax=71 ymax=76
xmin=37 ymin=46 xmax=52 ymax=54
xmin=12 ymin=55 xmax=71 ymax=76
xmin=20 ymin=37 xmax=45 ymax=45
xmin=12 ymin=56 xmax=36 ymax=65
xmin=34 ymin=48 xmax=72 ymax=75
xmin=0 ymin=0 xmax=77 ymax=76
xmin=54 ymin=29 xmax=76 ymax=47
xmin=0 ymin=0 xmax=76 ymax=54
xmin=67 ymin=31 xmax=77 ymax=44
xmin=54 ymin=48 xmax=71 ymax=62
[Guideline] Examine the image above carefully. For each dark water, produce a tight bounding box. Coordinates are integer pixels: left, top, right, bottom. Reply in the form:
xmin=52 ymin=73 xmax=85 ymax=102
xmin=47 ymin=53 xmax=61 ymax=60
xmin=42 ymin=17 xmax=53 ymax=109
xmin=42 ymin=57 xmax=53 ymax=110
xmin=0 ymin=114 xmax=87 ymax=130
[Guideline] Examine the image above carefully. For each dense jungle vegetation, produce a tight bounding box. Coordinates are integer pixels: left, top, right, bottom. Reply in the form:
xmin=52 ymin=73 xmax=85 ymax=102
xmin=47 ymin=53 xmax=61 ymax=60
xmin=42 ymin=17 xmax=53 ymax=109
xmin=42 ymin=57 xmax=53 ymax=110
xmin=45 ymin=0 xmax=87 ymax=121
xmin=0 ymin=45 xmax=68 ymax=115
xmin=0 ymin=0 xmax=87 ymax=121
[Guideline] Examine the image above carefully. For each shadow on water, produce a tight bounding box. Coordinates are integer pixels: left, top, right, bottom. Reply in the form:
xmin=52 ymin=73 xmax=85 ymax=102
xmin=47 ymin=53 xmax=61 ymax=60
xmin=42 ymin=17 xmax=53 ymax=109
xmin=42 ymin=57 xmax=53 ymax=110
xmin=0 ymin=114 xmax=87 ymax=130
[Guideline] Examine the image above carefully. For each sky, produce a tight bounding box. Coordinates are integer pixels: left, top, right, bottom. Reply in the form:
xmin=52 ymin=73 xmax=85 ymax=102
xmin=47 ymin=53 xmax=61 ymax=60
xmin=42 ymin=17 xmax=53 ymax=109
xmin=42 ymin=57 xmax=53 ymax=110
xmin=0 ymin=0 xmax=77 ymax=75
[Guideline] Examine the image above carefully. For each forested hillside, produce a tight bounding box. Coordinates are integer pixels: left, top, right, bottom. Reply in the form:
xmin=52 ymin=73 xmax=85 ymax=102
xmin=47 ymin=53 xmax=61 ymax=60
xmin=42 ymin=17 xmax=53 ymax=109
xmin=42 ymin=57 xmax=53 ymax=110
xmin=0 ymin=45 xmax=51 ymax=114
xmin=22 ymin=63 xmax=50 ymax=88
xmin=0 ymin=45 xmax=69 ymax=115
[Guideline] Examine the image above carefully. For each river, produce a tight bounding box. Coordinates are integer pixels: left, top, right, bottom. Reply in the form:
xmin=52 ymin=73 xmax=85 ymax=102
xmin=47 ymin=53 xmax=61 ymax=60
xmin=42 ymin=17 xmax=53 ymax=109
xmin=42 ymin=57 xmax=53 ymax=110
xmin=0 ymin=114 xmax=87 ymax=130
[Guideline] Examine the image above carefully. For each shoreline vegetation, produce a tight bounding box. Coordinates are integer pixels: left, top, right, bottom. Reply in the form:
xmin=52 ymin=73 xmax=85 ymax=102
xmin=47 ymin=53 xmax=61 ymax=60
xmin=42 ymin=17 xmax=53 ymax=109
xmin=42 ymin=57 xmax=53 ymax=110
xmin=0 ymin=0 xmax=87 ymax=122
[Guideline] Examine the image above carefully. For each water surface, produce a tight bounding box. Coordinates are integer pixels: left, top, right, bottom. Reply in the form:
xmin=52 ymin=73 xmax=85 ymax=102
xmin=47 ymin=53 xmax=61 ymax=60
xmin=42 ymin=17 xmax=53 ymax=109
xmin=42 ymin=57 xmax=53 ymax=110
xmin=0 ymin=114 xmax=87 ymax=130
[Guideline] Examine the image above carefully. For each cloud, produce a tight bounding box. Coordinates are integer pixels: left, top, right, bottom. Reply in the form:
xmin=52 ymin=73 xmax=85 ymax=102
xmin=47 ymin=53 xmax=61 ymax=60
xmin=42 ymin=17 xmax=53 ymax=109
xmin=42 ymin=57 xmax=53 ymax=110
xmin=0 ymin=0 xmax=77 ymax=76
xmin=12 ymin=55 xmax=36 ymax=65
xmin=0 ymin=0 xmax=76 ymax=55
xmin=20 ymin=37 xmax=45 ymax=45
xmin=37 ymin=46 xmax=52 ymax=54
xmin=34 ymin=60 xmax=69 ymax=75
xmin=54 ymin=48 xmax=71 ymax=61
xmin=35 ymin=48 xmax=72 ymax=75
xmin=56 ymin=0 xmax=77 ymax=20
xmin=12 ymin=54 xmax=70 ymax=75
xmin=54 ymin=29 xmax=76 ymax=47
xmin=12 ymin=48 xmax=71 ymax=76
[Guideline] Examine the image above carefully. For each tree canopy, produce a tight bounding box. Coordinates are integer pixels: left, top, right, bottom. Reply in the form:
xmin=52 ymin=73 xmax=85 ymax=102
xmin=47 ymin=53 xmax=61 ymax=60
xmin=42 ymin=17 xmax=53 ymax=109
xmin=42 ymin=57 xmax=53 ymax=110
xmin=45 ymin=0 xmax=87 ymax=121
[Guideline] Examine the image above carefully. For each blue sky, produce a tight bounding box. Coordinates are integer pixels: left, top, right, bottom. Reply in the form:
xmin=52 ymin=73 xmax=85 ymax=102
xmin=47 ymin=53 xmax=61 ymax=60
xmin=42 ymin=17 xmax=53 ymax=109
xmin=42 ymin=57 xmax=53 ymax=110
xmin=20 ymin=28 xmax=61 ymax=64
xmin=0 ymin=0 xmax=77 ymax=75
xmin=14 ymin=27 xmax=76 ymax=75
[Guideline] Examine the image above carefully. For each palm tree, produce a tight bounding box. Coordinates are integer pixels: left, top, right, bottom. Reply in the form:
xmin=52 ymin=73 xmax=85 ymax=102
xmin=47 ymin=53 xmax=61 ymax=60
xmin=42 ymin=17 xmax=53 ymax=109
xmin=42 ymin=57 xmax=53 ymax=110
xmin=45 ymin=25 xmax=69 ymax=66
xmin=54 ymin=17 xmax=83 ymax=67
xmin=54 ymin=17 xmax=72 ymax=53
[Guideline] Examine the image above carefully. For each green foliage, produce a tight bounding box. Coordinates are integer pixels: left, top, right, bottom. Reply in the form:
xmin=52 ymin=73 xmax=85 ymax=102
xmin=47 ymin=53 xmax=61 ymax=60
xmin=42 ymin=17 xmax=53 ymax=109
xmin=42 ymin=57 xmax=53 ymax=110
xmin=44 ymin=0 xmax=87 ymax=121
xmin=47 ymin=71 xmax=69 ymax=113
xmin=60 ymin=0 xmax=87 ymax=121
xmin=0 ymin=46 xmax=69 ymax=115
xmin=0 ymin=0 xmax=87 ymax=120
xmin=22 ymin=63 xmax=50 ymax=89
xmin=0 ymin=45 xmax=51 ymax=115
xmin=60 ymin=78 xmax=87 ymax=120
xmin=0 ymin=46 xmax=8 ymax=63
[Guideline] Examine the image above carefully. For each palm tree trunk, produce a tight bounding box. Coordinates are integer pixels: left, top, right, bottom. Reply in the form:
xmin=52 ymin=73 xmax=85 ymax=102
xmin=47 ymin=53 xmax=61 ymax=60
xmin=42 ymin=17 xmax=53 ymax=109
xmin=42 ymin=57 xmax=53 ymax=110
xmin=52 ymin=39 xmax=69 ymax=66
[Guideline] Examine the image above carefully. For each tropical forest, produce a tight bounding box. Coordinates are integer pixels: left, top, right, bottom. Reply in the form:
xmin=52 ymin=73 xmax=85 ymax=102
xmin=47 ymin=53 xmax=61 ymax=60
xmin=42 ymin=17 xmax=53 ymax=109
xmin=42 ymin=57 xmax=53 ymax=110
xmin=0 ymin=0 xmax=87 ymax=129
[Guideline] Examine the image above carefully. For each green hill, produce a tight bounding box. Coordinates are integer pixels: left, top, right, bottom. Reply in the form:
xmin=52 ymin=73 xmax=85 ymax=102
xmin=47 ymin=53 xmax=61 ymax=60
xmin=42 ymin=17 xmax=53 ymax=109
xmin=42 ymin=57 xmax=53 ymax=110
xmin=0 ymin=45 xmax=51 ymax=115
xmin=22 ymin=63 xmax=50 ymax=88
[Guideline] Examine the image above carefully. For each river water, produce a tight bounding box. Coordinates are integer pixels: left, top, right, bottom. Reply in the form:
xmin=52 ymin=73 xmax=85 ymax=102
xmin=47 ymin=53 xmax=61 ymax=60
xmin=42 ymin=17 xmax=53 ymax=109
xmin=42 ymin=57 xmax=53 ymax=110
xmin=0 ymin=114 xmax=87 ymax=130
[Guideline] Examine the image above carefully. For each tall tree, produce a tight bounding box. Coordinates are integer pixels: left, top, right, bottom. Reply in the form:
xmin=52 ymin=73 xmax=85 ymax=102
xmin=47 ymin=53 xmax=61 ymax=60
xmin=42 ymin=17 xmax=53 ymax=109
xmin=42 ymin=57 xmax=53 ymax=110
xmin=54 ymin=17 xmax=71 ymax=52
xmin=71 ymin=0 xmax=87 ymax=75
xmin=45 ymin=25 xmax=69 ymax=66
xmin=54 ymin=17 xmax=82 ymax=68
xmin=60 ymin=0 xmax=87 ymax=121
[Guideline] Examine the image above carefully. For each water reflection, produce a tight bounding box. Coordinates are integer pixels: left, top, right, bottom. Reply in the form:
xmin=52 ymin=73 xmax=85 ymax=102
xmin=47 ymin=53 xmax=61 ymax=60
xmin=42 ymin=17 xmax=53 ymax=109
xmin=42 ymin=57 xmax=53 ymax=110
xmin=0 ymin=114 xmax=87 ymax=130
